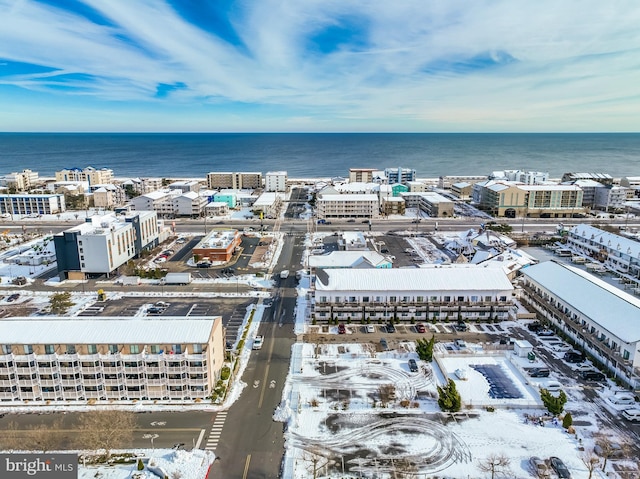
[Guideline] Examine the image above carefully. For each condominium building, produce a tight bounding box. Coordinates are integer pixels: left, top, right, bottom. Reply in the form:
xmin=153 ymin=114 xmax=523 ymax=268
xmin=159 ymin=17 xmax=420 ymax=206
xmin=251 ymin=192 xmax=284 ymax=218
xmin=313 ymin=266 xmax=514 ymax=322
xmin=265 ymin=171 xmax=287 ymax=192
xmin=438 ymin=175 xmax=486 ymax=189
xmin=53 ymin=211 xmax=159 ymax=280
xmin=4 ymin=169 xmax=39 ymax=192
xmin=0 ymin=193 xmax=66 ymax=216
xmin=348 ymin=168 xmax=377 ymax=183
xmin=418 ymin=192 xmax=454 ymax=217
xmin=316 ymin=192 xmax=379 ymax=220
xmin=56 ymin=167 xmax=114 ymax=186
xmin=451 ymin=182 xmax=473 ymax=200
xmin=121 ymin=178 xmax=164 ymax=195
xmin=594 ymin=186 xmax=628 ymax=212
xmin=0 ymin=317 xmax=224 ymax=402
xmin=565 ymin=224 xmax=640 ymax=280
xmin=380 ymin=196 xmax=405 ymax=216
xmin=207 ymin=172 xmax=262 ymax=190
xmin=520 ymin=261 xmax=640 ymax=389
xmin=91 ymin=184 xmax=127 ymax=209
xmin=169 ymin=180 xmax=201 ymax=193
xmin=175 ymin=191 xmax=208 ymax=217
xmin=561 ymin=172 xmax=614 ymax=186
xmin=130 ymin=190 xmax=181 ymax=218
xmin=384 ymin=167 xmax=416 ymax=185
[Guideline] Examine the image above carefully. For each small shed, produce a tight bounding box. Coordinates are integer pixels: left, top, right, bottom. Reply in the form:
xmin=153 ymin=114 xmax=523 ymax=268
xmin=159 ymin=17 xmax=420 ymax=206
xmin=513 ymin=339 xmax=533 ymax=358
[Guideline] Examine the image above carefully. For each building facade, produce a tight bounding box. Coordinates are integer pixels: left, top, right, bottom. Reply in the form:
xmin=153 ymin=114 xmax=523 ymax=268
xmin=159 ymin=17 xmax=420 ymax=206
xmin=313 ymin=266 xmax=514 ymax=322
xmin=385 ymin=167 xmax=416 ymax=185
xmin=265 ymin=171 xmax=288 ymax=192
xmin=0 ymin=317 xmax=224 ymax=402
xmin=4 ymin=169 xmax=39 ymax=192
xmin=192 ymin=229 xmax=241 ymax=262
xmin=54 ymin=211 xmax=159 ymax=279
xmin=418 ymin=192 xmax=454 ymax=217
xmin=316 ymin=193 xmax=379 ymax=219
xmin=55 ymin=167 xmax=114 ymax=186
xmin=207 ymin=172 xmax=262 ymax=190
xmin=0 ymin=194 xmax=66 ymax=216
xmin=520 ymin=261 xmax=640 ymax=389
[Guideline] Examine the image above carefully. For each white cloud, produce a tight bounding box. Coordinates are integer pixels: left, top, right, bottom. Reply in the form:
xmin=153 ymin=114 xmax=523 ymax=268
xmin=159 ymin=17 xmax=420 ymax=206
xmin=0 ymin=0 xmax=639 ymax=130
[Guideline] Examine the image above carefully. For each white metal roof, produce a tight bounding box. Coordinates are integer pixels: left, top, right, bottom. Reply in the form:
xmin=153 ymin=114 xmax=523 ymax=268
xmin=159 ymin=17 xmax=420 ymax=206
xmin=308 ymin=251 xmax=389 ymax=269
xmin=315 ymin=266 xmax=513 ymax=292
xmin=570 ymin=224 xmax=640 ymax=258
xmin=0 ymin=317 xmax=218 ymax=344
xmin=522 ymin=261 xmax=640 ymax=343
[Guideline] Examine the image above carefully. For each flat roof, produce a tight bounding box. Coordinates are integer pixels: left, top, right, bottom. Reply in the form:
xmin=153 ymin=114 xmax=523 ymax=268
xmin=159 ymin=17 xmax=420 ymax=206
xmin=0 ymin=317 xmax=218 ymax=344
xmin=195 ymin=229 xmax=238 ymax=249
xmin=318 ymin=194 xmax=378 ymax=201
xmin=316 ymin=266 xmax=513 ymax=292
xmin=522 ymin=261 xmax=640 ymax=343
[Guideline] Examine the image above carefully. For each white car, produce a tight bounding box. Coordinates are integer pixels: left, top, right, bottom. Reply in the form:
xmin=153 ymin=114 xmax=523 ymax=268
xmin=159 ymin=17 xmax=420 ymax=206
xmin=607 ymin=394 xmax=636 ymax=406
xmin=252 ymin=335 xmax=264 ymax=350
xmin=366 ymin=324 xmax=375 ymax=333
xmin=539 ymin=380 xmax=563 ymax=393
xmin=622 ymin=408 xmax=640 ymax=422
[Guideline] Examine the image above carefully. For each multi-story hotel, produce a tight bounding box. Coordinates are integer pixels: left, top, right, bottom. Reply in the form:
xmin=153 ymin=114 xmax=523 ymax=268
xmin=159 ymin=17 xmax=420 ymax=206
xmin=55 ymin=166 xmax=114 ymax=186
xmin=316 ymin=193 xmax=379 ymax=220
xmin=0 ymin=193 xmax=66 ymax=216
xmin=207 ymin=172 xmax=262 ymax=190
xmin=0 ymin=317 xmax=224 ymax=402
xmin=520 ymin=261 xmax=640 ymax=389
xmin=313 ymin=266 xmax=514 ymax=322
xmin=53 ymin=211 xmax=159 ymax=280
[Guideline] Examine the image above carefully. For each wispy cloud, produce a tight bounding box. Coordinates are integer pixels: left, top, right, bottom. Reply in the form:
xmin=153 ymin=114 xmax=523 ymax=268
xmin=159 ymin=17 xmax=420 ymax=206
xmin=0 ymin=0 xmax=639 ymax=131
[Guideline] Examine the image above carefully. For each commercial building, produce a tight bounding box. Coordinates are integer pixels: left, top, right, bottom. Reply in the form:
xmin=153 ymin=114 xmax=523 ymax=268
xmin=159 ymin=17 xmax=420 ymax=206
xmin=338 ymin=231 xmax=367 ymax=251
xmin=192 ymin=229 xmax=241 ymax=262
xmin=308 ymin=251 xmax=392 ymax=272
xmin=55 ymin=167 xmax=114 ymax=187
xmin=53 ymin=211 xmax=159 ymax=280
xmin=520 ymin=261 xmax=640 ymax=389
xmin=0 ymin=193 xmax=66 ymax=216
xmin=313 ymin=266 xmax=514 ymax=322
xmin=207 ymin=172 xmax=262 ymax=190
xmin=0 ymin=317 xmax=224 ymax=402
xmin=265 ymin=171 xmax=288 ymax=192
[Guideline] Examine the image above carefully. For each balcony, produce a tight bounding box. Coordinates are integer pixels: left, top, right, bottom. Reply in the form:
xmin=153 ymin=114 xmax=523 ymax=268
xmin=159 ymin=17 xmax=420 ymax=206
xmin=0 ymin=391 xmax=17 ymax=400
xmin=38 ymin=379 xmax=60 ymax=388
xmin=146 ymin=378 xmax=166 ymax=386
xmin=60 ymin=379 xmax=81 ymax=387
xmin=102 ymin=365 xmax=124 ymax=374
xmin=0 ymin=379 xmax=17 ymax=387
xmin=82 ymin=378 xmax=103 ymax=387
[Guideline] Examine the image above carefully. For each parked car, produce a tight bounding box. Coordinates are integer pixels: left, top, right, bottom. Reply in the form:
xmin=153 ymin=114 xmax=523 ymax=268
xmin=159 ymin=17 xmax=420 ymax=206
xmin=337 ymin=324 xmax=346 ymax=334
xmin=6 ymin=293 xmax=20 ymax=302
xmin=607 ymin=394 xmax=636 ymax=406
xmin=529 ymin=456 xmax=549 ymax=477
xmin=415 ymin=324 xmax=426 ymax=333
xmin=621 ymin=408 xmax=640 ymax=422
xmin=380 ymin=248 xmax=390 ymax=253
xmin=549 ymin=457 xmax=571 ymax=478
xmin=196 ymin=262 xmax=211 ymax=268
xmin=176 ymin=237 xmax=186 ymax=244
xmin=380 ymin=338 xmax=389 ymax=351
xmin=537 ymin=329 xmax=554 ymax=336
xmin=564 ymin=351 xmax=586 ymax=363
xmin=540 ymin=381 xmax=563 ymax=393
xmin=527 ymin=321 xmax=542 ymax=332
xmin=408 ymin=359 xmax=418 ymax=372
xmin=528 ymin=368 xmax=550 ymax=378
xmin=366 ymin=324 xmax=375 ymax=333
xmin=386 ymin=323 xmax=396 ymax=333
xmin=221 ymin=268 xmax=235 ymax=274
xmin=454 ymin=322 xmax=468 ymax=332
xmin=580 ymin=370 xmax=605 ymax=381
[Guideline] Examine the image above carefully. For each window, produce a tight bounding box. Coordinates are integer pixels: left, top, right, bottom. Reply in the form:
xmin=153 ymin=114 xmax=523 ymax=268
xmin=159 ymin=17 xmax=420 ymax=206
xmin=150 ymin=345 xmax=160 ymax=354
xmin=416 ymin=296 xmax=424 ymax=303
xmin=443 ymin=296 xmax=451 ymax=302
xmin=623 ymin=350 xmax=630 ymax=360
xmin=23 ymin=345 xmax=33 ymax=355
xmin=109 ymin=344 xmax=119 ymax=354
xmin=44 ymin=344 xmax=55 ymax=355
xmin=192 ymin=344 xmax=203 ymax=354
xmin=172 ymin=345 xmax=182 ymax=354
xmin=66 ymin=345 xmax=76 ymax=354
xmin=389 ymin=296 xmax=397 ymax=303
xmin=362 ymin=296 xmax=369 ymax=303
xmin=319 ymin=296 xmax=327 ymax=303
xmin=87 ymin=345 xmax=97 ymax=354
xmin=1 ymin=345 xmax=12 ymax=355
xmin=130 ymin=345 xmax=140 ymax=354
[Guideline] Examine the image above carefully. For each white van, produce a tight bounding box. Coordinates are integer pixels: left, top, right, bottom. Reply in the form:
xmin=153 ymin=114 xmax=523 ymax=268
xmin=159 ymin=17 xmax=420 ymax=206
xmin=622 ymin=408 xmax=640 ymax=422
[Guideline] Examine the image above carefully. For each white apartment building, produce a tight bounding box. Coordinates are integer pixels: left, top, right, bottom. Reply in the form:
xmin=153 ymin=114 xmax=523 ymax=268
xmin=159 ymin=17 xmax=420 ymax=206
xmin=252 ymin=192 xmax=283 ymax=217
xmin=265 ymin=171 xmax=287 ymax=192
xmin=56 ymin=167 xmax=114 ymax=186
xmin=594 ymin=186 xmax=628 ymax=212
xmin=521 ymin=261 xmax=640 ymax=389
xmin=130 ymin=189 xmax=181 ymax=218
xmin=313 ymin=266 xmax=514 ymax=322
xmin=53 ymin=211 xmax=159 ymax=279
xmin=418 ymin=192 xmax=454 ymax=217
xmin=121 ymin=177 xmax=164 ymax=195
xmin=565 ymin=224 xmax=640 ymax=281
xmin=91 ymin=184 xmax=127 ymax=209
xmin=316 ymin=193 xmax=379 ymax=220
xmin=0 ymin=317 xmax=224 ymax=402
xmin=4 ymin=169 xmax=39 ymax=191
xmin=175 ymin=191 xmax=208 ymax=217
xmin=0 ymin=193 xmax=66 ymax=216
xmin=169 ymin=180 xmax=201 ymax=193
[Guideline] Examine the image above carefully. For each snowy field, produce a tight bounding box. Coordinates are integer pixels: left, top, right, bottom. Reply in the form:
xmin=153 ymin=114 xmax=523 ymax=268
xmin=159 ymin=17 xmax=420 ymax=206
xmin=276 ymin=342 xmax=638 ymax=479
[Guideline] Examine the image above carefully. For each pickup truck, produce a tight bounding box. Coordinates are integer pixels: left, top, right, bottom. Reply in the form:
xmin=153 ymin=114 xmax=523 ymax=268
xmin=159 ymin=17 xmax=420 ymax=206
xmin=252 ymin=335 xmax=264 ymax=350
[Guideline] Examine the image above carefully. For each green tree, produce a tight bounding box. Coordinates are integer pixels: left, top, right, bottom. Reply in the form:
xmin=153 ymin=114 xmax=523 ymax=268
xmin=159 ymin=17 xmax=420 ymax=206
xmin=437 ymin=379 xmax=461 ymax=412
xmin=540 ymin=389 xmax=567 ymax=415
xmin=416 ymin=335 xmax=436 ymax=362
xmin=49 ymin=292 xmax=75 ymax=314
xmin=562 ymin=412 xmax=573 ymax=429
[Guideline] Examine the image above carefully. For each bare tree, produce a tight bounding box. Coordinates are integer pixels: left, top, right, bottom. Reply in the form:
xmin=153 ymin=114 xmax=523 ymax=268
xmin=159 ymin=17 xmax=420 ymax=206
xmin=478 ymin=453 xmax=512 ymax=479
xmin=74 ymin=410 xmax=137 ymax=459
xmin=582 ymin=452 xmax=600 ymax=479
xmin=594 ymin=434 xmax=627 ymax=471
xmin=378 ymin=384 xmax=396 ymax=407
xmin=302 ymin=451 xmax=330 ymax=479
xmin=0 ymin=421 xmax=25 ymax=451
xmin=30 ymin=418 xmax=66 ymax=452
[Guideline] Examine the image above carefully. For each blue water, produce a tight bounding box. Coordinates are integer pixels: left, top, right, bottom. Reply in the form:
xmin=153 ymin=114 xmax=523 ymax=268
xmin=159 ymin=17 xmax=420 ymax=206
xmin=0 ymin=133 xmax=639 ymax=178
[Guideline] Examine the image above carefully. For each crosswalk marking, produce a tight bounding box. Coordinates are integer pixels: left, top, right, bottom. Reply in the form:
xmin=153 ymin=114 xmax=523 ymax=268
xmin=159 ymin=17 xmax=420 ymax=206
xmin=204 ymin=411 xmax=228 ymax=451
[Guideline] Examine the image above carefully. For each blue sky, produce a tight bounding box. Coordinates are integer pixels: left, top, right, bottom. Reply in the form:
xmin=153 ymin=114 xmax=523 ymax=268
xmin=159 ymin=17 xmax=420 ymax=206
xmin=1 ymin=0 xmax=639 ymax=132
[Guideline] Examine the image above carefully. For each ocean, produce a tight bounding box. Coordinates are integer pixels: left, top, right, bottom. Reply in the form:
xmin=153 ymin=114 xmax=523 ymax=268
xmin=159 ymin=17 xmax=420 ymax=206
xmin=1 ymin=133 xmax=639 ymax=179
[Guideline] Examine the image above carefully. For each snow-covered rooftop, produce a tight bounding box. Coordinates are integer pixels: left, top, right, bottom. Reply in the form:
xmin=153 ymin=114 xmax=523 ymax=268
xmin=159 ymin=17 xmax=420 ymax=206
xmin=316 ymin=266 xmax=514 ymax=292
xmin=308 ymin=251 xmax=390 ymax=269
xmin=570 ymin=223 xmax=640 ymax=258
xmin=522 ymin=261 xmax=640 ymax=343
xmin=0 ymin=317 xmax=218 ymax=344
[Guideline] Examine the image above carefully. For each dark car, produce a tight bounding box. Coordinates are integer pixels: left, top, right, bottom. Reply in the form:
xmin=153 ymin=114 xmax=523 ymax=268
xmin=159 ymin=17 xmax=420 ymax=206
xmin=528 ymin=368 xmax=550 ymax=378
xmin=380 ymin=338 xmax=389 ymax=350
xmin=580 ymin=370 xmax=605 ymax=381
xmin=415 ymin=324 xmax=426 ymax=333
xmin=386 ymin=323 xmax=396 ymax=333
xmin=564 ymin=351 xmax=586 ymax=363
xmin=380 ymin=248 xmax=390 ymax=253
xmin=527 ymin=321 xmax=542 ymax=332
xmin=346 ymin=219 xmax=355 ymax=223
xmin=196 ymin=262 xmax=211 ymax=268
xmin=537 ymin=329 xmax=554 ymax=336
xmin=549 ymin=456 xmax=571 ymax=478
xmin=408 ymin=359 xmax=418 ymax=372
xmin=7 ymin=293 xmax=20 ymax=302
xmin=221 ymin=268 xmax=235 ymax=274
xmin=455 ymin=322 xmax=467 ymax=332
xmin=337 ymin=324 xmax=346 ymax=334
